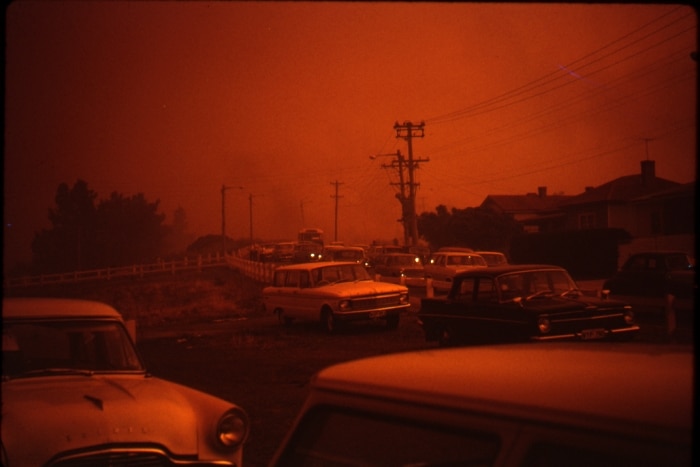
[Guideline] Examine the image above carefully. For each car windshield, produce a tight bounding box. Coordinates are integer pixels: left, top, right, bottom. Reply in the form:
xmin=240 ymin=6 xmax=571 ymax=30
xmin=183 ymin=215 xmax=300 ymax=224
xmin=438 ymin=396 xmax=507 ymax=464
xmin=666 ymin=254 xmax=694 ymax=270
xmin=313 ymin=264 xmax=371 ymax=284
xmin=496 ymin=269 xmax=578 ymax=301
xmin=2 ymin=320 xmax=144 ymax=379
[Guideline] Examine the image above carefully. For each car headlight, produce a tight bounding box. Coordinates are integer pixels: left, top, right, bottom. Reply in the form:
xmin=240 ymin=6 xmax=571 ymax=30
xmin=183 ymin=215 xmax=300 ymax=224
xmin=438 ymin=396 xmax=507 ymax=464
xmin=623 ymin=307 xmax=635 ymax=325
xmin=538 ymin=318 xmax=551 ymax=334
xmin=399 ymin=293 xmax=409 ymax=304
xmin=217 ymin=408 xmax=250 ymax=448
xmin=339 ymin=300 xmax=352 ymax=311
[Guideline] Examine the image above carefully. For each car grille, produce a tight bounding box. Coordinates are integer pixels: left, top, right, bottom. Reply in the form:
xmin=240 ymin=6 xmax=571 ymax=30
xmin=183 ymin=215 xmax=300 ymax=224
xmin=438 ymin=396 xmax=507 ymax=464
xmin=351 ymin=294 xmax=403 ymax=311
xmin=49 ymin=449 xmax=232 ymax=467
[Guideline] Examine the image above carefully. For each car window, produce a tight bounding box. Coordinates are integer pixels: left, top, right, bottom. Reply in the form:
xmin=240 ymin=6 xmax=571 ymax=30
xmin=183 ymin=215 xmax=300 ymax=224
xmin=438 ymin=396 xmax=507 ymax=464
xmin=276 ymin=406 xmax=500 ymax=467
xmin=456 ymin=278 xmax=476 ymax=302
xmin=299 ymin=271 xmax=310 ymax=288
xmin=3 ymin=321 xmax=143 ymax=377
xmin=476 ymin=278 xmax=498 ymax=302
xmin=273 ymin=270 xmax=287 ymax=287
xmin=285 ymin=270 xmax=301 ymax=287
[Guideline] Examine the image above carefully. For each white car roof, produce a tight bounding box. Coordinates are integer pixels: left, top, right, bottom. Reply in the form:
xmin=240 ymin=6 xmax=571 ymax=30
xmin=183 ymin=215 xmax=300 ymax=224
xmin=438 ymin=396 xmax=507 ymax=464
xmin=2 ymin=298 xmax=123 ymax=320
xmin=274 ymin=261 xmax=359 ymax=271
xmin=311 ymin=344 xmax=692 ymax=436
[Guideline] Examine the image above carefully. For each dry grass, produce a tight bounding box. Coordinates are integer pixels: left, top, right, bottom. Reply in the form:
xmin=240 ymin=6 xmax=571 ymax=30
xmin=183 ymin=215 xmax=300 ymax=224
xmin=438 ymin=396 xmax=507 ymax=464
xmin=4 ymin=267 xmax=266 ymax=328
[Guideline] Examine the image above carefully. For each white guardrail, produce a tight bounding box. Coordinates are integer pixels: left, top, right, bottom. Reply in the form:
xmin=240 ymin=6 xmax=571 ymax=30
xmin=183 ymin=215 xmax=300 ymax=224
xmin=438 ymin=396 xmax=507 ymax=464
xmin=4 ymin=254 xmax=227 ymax=289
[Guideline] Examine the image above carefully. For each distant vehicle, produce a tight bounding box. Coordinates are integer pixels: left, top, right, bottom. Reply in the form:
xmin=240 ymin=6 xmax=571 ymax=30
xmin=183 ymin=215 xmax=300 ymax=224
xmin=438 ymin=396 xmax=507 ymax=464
xmin=269 ymin=343 xmax=692 ymax=467
xmin=298 ymin=227 xmax=324 ymax=245
xmin=323 ymin=245 xmax=368 ymax=266
xmin=474 ymin=250 xmax=509 ymax=267
xmin=424 ymin=251 xmax=488 ymax=291
xmin=603 ymin=251 xmax=695 ymax=299
xmin=262 ymin=262 xmax=410 ymax=332
xmin=292 ymin=241 xmax=324 ymax=263
xmin=418 ymin=264 xmax=639 ymax=346
xmin=371 ymin=253 xmax=425 ymax=286
xmin=272 ymin=241 xmax=296 ymax=262
xmin=2 ymin=298 xmax=250 ymax=466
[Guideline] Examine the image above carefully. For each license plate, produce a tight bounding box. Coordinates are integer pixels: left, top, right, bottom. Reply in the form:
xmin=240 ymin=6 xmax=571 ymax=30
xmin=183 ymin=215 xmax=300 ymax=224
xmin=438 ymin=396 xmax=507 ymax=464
xmin=581 ymin=328 xmax=606 ymax=340
xmin=369 ymin=310 xmax=386 ymax=319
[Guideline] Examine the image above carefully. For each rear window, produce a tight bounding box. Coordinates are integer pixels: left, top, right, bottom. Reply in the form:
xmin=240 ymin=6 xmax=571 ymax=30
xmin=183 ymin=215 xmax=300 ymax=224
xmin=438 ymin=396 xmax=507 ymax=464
xmin=276 ymin=406 xmax=500 ymax=466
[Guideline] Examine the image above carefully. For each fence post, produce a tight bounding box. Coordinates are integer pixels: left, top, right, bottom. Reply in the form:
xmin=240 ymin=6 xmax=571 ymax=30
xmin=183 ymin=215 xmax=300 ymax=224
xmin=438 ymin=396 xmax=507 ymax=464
xmin=426 ymin=278 xmax=434 ymax=298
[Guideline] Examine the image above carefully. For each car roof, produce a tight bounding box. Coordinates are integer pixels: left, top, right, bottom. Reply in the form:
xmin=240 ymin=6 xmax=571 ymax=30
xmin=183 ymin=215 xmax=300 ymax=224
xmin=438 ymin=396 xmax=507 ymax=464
xmin=2 ymin=298 xmax=123 ymax=320
xmin=452 ymin=263 xmax=563 ymax=277
xmin=311 ymin=343 xmax=692 ymax=436
xmin=274 ymin=261 xmax=359 ymax=271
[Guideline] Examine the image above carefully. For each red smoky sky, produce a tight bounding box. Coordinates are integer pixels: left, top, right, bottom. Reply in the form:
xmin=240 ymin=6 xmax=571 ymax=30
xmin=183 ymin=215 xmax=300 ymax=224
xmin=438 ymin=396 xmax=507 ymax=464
xmin=3 ymin=1 xmax=697 ymax=271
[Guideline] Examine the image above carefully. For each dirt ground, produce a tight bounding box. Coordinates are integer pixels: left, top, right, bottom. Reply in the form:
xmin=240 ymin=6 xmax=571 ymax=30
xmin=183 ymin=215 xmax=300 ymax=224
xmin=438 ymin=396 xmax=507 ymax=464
xmin=137 ymin=311 xmax=431 ymax=467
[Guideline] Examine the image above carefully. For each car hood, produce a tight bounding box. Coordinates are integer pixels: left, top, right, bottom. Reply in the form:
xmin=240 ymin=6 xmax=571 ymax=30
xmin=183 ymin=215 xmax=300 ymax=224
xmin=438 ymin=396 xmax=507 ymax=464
xmin=324 ymin=280 xmax=408 ymax=297
xmin=1 ymin=374 xmax=204 ymax=465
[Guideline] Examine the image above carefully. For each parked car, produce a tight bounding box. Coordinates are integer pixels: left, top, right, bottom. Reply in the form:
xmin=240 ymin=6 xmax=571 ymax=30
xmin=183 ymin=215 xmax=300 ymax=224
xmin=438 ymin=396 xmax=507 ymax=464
xmin=262 ymin=262 xmax=410 ymax=332
xmin=424 ymin=251 xmax=488 ymax=291
xmin=269 ymin=343 xmax=692 ymax=467
xmin=418 ymin=264 xmax=639 ymax=346
xmin=1 ymin=298 xmax=249 ymax=466
xmin=474 ymin=250 xmax=509 ymax=266
xmin=371 ymin=252 xmax=425 ymax=286
xmin=603 ymin=251 xmax=695 ymax=299
xmin=323 ymin=245 xmax=368 ymax=266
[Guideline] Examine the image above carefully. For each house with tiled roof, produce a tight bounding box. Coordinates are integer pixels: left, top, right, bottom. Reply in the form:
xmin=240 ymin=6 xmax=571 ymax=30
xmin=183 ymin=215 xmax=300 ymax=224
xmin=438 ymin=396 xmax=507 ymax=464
xmin=480 ymin=186 xmax=572 ymax=233
xmin=481 ymin=160 xmax=695 ymax=259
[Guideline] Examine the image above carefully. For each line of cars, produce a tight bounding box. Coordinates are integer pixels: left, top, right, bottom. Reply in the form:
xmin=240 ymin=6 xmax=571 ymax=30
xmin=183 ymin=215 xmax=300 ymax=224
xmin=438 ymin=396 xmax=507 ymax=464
xmin=4 ymin=249 xmax=693 ymax=466
xmin=261 ymin=250 xmax=692 ymax=466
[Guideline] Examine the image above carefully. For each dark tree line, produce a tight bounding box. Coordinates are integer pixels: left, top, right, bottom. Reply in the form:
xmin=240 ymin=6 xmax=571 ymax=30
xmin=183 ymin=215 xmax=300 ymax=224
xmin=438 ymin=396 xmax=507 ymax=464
xmin=417 ymin=205 xmax=524 ymax=252
xmin=31 ymin=180 xmax=190 ymax=274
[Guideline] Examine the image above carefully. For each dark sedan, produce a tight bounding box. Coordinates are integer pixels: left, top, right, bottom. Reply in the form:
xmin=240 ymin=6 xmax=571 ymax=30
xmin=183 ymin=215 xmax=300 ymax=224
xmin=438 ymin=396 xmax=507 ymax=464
xmin=418 ymin=264 xmax=639 ymax=346
xmin=603 ymin=251 xmax=695 ymax=299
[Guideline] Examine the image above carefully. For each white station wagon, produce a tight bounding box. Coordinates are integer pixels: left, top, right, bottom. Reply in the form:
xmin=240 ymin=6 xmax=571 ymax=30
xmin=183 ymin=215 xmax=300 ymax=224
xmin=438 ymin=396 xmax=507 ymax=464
xmin=262 ymin=262 xmax=410 ymax=332
xmin=1 ymin=298 xmax=250 ymax=467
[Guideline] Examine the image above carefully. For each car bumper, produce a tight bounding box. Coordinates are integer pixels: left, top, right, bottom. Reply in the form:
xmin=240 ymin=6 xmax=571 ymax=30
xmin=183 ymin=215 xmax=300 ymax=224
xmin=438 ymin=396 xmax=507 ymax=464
xmin=335 ymin=305 xmax=410 ymax=322
xmin=531 ymin=325 xmax=641 ymax=341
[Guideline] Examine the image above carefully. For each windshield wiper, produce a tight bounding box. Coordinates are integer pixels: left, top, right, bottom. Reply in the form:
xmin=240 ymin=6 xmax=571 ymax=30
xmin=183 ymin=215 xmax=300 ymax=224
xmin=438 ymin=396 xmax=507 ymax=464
xmin=526 ymin=290 xmax=554 ymax=300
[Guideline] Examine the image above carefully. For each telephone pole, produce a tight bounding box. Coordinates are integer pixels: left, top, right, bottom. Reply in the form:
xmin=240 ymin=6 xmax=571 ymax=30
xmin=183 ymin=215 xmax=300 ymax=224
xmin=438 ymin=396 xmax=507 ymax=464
xmin=330 ymin=180 xmax=344 ymax=242
xmin=393 ymin=121 xmax=429 ymax=247
xmin=221 ymin=184 xmax=243 ymax=257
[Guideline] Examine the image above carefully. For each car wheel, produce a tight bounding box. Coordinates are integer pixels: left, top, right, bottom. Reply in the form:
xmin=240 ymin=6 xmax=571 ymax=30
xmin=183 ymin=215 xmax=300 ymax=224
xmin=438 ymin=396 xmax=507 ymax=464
xmin=385 ymin=314 xmax=399 ymax=330
xmin=322 ymin=309 xmax=337 ymax=334
xmin=276 ymin=309 xmax=292 ymax=326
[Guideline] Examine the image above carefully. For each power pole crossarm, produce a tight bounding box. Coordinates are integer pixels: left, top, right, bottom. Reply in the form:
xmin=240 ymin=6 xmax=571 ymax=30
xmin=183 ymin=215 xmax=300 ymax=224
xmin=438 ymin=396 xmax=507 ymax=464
xmin=393 ymin=121 xmax=429 ymax=247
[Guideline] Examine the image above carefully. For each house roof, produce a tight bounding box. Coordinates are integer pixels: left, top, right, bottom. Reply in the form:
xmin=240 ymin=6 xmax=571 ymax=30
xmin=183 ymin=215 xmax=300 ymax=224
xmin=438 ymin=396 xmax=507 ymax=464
xmin=560 ymin=174 xmax=680 ymax=207
xmin=481 ymin=194 xmax=571 ymax=213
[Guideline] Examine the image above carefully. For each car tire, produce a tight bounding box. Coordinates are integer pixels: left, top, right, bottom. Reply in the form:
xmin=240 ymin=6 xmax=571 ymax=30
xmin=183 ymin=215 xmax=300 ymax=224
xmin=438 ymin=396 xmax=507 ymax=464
xmin=322 ymin=309 xmax=337 ymax=334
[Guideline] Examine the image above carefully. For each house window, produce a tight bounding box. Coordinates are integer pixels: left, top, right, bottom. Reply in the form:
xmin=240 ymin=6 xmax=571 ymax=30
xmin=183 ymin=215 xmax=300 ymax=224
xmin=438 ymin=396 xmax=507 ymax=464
xmin=579 ymin=213 xmax=596 ymax=229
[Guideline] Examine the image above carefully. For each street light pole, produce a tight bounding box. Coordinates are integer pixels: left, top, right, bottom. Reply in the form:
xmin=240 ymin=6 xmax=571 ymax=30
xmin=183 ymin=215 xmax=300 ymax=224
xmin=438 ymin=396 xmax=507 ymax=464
xmin=221 ymin=184 xmax=244 ymax=258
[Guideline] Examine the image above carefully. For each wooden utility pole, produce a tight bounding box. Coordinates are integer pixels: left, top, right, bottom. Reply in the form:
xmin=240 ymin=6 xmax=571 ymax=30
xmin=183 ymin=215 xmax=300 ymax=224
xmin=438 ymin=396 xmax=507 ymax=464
xmin=393 ymin=121 xmax=429 ymax=247
xmin=330 ymin=180 xmax=344 ymax=242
